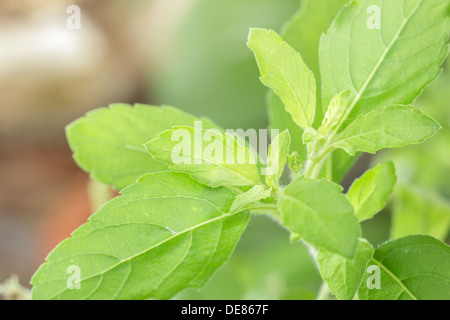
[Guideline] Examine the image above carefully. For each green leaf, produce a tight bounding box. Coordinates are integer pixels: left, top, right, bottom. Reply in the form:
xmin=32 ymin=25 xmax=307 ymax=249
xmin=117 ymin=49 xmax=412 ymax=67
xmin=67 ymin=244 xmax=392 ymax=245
xmin=229 ymin=185 xmax=272 ymax=214
xmin=281 ymin=0 xmax=349 ymax=123
xmin=317 ymin=239 xmax=373 ymax=300
xmin=265 ymin=130 xmax=290 ymax=190
xmin=145 ymin=126 xmax=259 ymax=188
xmin=268 ymin=93 xmax=306 ymax=159
xmin=320 ymin=0 xmax=450 ymax=126
xmin=347 ymin=162 xmax=397 ymax=222
xmin=66 ymin=104 xmax=220 ymax=190
xmin=87 ymin=178 xmax=113 ymax=212
xmin=267 ymin=0 xmax=348 ymax=163
xmin=278 ymin=177 xmax=361 ymax=258
xmin=248 ymin=28 xmax=316 ymax=130
xmin=391 ymin=186 xmax=450 ymax=241
xmin=31 ymin=172 xmax=249 ymax=300
xmin=320 ymin=90 xmax=351 ymax=135
xmin=358 ymin=235 xmax=450 ymax=300
xmin=288 ymin=151 xmax=302 ymax=174
xmin=333 ymin=106 xmax=441 ymax=156
xmin=302 ymin=128 xmax=324 ymax=144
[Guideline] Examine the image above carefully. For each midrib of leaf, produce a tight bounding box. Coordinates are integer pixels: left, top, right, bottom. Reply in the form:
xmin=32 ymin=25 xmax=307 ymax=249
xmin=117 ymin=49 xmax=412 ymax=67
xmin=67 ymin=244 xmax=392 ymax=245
xmin=331 ymin=0 xmax=421 ymax=136
xmin=335 ymin=123 xmax=437 ymax=147
xmin=263 ymin=39 xmax=311 ymax=127
xmin=370 ymin=257 xmax=418 ymax=300
xmin=355 ymin=183 xmax=376 ymax=214
xmin=46 ymin=212 xmax=235 ymax=300
xmin=75 ymin=133 xmax=149 ymax=155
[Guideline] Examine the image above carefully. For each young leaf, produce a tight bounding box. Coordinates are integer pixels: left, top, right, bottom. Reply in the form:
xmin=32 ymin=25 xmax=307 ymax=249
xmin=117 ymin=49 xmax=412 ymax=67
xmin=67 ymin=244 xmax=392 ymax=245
xmin=267 ymin=0 xmax=348 ymax=163
xmin=229 ymin=185 xmax=272 ymax=214
xmin=317 ymin=239 xmax=373 ymax=300
xmin=333 ymin=106 xmax=441 ymax=156
xmin=265 ymin=130 xmax=290 ymax=190
xmin=145 ymin=126 xmax=259 ymax=188
xmin=278 ymin=177 xmax=361 ymax=258
xmin=248 ymin=28 xmax=316 ymax=130
xmin=391 ymin=186 xmax=450 ymax=241
xmin=31 ymin=172 xmax=249 ymax=300
xmin=302 ymin=128 xmax=323 ymax=144
xmin=320 ymin=0 xmax=450 ymax=126
xmin=268 ymin=93 xmax=306 ymax=160
xmin=288 ymin=151 xmax=302 ymax=174
xmin=347 ymin=162 xmax=397 ymax=222
xmin=358 ymin=235 xmax=450 ymax=300
xmin=320 ymin=90 xmax=351 ymax=135
xmin=67 ymin=104 xmax=220 ymax=190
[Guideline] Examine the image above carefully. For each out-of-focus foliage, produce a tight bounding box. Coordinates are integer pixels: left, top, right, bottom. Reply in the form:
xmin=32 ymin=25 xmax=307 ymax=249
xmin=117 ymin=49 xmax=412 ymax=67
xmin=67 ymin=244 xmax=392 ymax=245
xmin=378 ymin=58 xmax=450 ymax=195
xmin=151 ymin=0 xmax=300 ymax=130
xmin=391 ymin=185 xmax=450 ymax=241
xmin=377 ymin=57 xmax=450 ymax=242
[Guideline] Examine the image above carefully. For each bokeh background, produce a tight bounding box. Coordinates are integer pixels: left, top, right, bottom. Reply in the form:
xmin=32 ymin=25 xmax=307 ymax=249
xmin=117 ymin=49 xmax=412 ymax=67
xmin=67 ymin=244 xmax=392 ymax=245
xmin=0 ymin=0 xmax=448 ymax=299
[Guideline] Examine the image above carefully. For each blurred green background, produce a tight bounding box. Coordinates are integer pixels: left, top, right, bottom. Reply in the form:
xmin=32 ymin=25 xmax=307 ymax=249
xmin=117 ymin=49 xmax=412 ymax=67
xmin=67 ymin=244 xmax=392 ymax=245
xmin=0 ymin=0 xmax=448 ymax=299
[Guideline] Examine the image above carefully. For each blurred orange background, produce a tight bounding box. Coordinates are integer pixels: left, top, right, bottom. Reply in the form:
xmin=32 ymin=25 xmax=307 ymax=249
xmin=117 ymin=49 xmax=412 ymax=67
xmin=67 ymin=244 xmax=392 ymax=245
xmin=0 ymin=0 xmax=198 ymax=287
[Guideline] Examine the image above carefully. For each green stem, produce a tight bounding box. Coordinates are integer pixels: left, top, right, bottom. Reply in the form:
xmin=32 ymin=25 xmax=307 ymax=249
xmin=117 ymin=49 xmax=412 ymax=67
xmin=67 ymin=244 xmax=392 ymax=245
xmin=317 ymin=282 xmax=330 ymax=300
xmin=88 ymin=178 xmax=113 ymax=212
xmin=302 ymin=135 xmax=337 ymax=300
xmin=303 ymin=141 xmax=334 ymax=179
xmin=249 ymin=204 xmax=282 ymax=222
